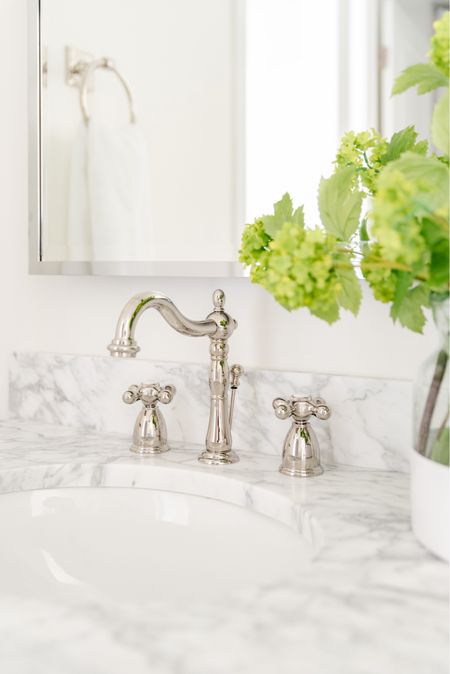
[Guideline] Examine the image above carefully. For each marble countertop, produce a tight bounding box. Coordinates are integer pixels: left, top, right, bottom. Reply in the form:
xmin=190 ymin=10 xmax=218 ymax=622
xmin=0 ymin=419 xmax=447 ymax=674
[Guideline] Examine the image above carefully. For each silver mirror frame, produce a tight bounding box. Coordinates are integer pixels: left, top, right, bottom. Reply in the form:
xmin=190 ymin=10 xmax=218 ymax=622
xmin=28 ymin=0 xmax=246 ymax=277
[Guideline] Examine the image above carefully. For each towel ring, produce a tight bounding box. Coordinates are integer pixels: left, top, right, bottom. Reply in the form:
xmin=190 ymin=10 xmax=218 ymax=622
xmin=79 ymin=58 xmax=136 ymax=125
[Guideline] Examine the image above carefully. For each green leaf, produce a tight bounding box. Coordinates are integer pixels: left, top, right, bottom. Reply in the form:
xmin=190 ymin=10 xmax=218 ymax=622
xmin=432 ymin=90 xmax=449 ymax=155
xmin=430 ymin=427 xmax=449 ymax=466
xmin=429 ymin=239 xmax=450 ymax=291
xmin=380 ymin=126 xmax=427 ymax=165
xmin=392 ymin=152 xmax=448 ymax=182
xmin=261 ymin=193 xmax=293 ymax=238
xmin=390 ymin=271 xmax=413 ymax=319
xmin=336 ymin=267 xmax=362 ymax=315
xmin=292 ymin=205 xmax=305 ymax=226
xmin=392 ymin=63 xmax=448 ymax=96
xmin=310 ymin=300 xmax=340 ymax=324
xmin=359 ymin=218 xmax=369 ymax=242
xmin=421 ymin=216 xmax=449 ymax=292
xmin=390 ymin=285 xmax=430 ymax=333
xmin=318 ymin=167 xmax=363 ymax=241
xmin=389 ymin=153 xmax=449 ymax=213
xmin=421 ymin=217 xmax=448 ymax=248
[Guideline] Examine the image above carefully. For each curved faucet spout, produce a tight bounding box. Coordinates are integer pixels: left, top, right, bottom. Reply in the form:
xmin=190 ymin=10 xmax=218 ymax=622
xmin=107 ymin=292 xmax=218 ymax=358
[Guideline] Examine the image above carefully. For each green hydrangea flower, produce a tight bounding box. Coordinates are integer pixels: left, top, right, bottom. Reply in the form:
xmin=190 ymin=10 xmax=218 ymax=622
xmin=370 ymin=153 xmax=449 ymax=284
xmin=361 ymin=244 xmax=397 ymax=303
xmin=371 ymin=169 xmax=429 ymax=271
xmin=257 ymin=222 xmax=344 ymax=323
xmin=335 ymin=129 xmax=388 ymax=193
xmin=239 ymin=220 xmax=271 ymax=267
xmin=429 ymin=12 xmax=449 ymax=77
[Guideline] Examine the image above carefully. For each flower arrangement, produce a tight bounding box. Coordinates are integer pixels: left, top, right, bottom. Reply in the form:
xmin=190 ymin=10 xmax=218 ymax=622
xmin=240 ymin=12 xmax=449 ymax=332
xmin=239 ymin=13 xmax=449 ymax=464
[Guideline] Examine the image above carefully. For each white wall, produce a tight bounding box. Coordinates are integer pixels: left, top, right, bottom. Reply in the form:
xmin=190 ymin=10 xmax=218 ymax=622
xmin=0 ymin=0 xmax=437 ymax=421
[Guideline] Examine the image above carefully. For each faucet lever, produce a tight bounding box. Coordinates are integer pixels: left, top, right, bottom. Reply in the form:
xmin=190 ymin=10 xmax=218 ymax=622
xmin=229 ymin=364 xmax=244 ymax=428
xmin=273 ymin=395 xmax=331 ymax=477
xmin=123 ymin=383 xmax=176 ymax=455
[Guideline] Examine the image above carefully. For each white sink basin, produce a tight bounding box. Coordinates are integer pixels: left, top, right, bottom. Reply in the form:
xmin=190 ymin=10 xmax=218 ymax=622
xmin=0 ymin=487 xmax=309 ymax=604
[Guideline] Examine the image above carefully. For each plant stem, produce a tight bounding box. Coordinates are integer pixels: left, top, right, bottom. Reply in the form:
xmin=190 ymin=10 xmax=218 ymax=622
xmin=363 ymin=151 xmax=373 ymax=169
xmin=361 ymin=259 xmax=431 ymax=283
xmin=416 ymin=349 xmax=449 ymax=456
xmin=436 ymin=409 xmax=449 ymax=442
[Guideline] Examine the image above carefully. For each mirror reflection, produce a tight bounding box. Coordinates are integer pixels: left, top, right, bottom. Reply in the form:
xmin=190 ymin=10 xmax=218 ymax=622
xmin=41 ymin=0 xmax=242 ymax=264
xmin=37 ymin=0 xmax=439 ymax=270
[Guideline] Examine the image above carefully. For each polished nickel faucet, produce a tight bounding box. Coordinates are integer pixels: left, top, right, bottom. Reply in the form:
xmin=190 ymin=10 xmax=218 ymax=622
xmin=108 ymin=289 xmax=242 ymax=465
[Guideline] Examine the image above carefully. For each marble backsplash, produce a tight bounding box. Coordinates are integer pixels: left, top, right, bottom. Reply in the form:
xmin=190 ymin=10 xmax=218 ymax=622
xmin=8 ymin=351 xmax=413 ymax=472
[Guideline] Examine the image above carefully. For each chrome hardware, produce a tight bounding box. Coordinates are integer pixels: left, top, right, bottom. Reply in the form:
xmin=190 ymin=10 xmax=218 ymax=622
xmin=80 ymin=58 xmax=135 ymax=125
xmin=123 ymin=382 xmax=175 ymax=455
xmin=230 ymin=364 xmax=244 ymax=389
xmin=229 ymin=364 xmax=244 ymax=428
xmin=273 ymin=396 xmax=331 ymax=477
xmin=109 ymin=290 xmax=241 ymax=465
xmin=65 ymin=46 xmax=135 ymax=125
xmin=65 ymin=46 xmax=95 ymax=88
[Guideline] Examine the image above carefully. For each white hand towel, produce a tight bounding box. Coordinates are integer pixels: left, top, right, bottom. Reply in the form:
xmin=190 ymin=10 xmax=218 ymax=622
xmin=67 ymin=125 xmax=91 ymax=260
xmin=67 ymin=120 xmax=152 ymax=261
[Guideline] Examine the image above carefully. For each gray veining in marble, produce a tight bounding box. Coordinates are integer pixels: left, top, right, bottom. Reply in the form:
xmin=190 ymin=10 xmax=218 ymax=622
xmin=9 ymin=351 xmax=412 ymax=471
xmin=0 ymin=420 xmax=447 ymax=674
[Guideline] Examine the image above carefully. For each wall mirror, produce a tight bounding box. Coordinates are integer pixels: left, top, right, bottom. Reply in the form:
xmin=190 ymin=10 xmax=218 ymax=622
xmin=29 ymin=0 xmax=441 ymax=276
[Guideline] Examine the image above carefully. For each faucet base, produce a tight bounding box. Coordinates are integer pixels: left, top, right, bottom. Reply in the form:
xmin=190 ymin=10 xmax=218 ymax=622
xmin=198 ymin=449 xmax=239 ymax=465
xmin=279 ymin=463 xmax=323 ymax=478
xmin=130 ymin=443 xmax=170 ymax=455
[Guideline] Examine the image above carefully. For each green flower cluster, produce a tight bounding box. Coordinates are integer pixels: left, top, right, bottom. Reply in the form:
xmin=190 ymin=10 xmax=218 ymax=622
xmin=429 ymin=12 xmax=449 ymax=77
xmin=334 ymin=129 xmax=388 ymax=193
xmin=369 ymin=154 xmax=449 ymax=292
xmin=240 ymin=218 xmax=350 ymax=323
xmin=372 ymin=169 xmax=428 ymax=269
xmin=239 ymin=220 xmax=271 ymax=277
xmin=239 ymin=13 xmax=449 ymax=334
xmin=335 ymin=127 xmax=428 ymax=195
xmin=361 ymin=244 xmax=397 ymax=303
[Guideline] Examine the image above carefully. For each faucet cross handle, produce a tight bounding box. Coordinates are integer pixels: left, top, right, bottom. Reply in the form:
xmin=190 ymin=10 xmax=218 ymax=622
xmin=122 ymin=383 xmax=176 ymax=455
xmin=273 ymin=396 xmax=330 ymax=423
xmin=273 ymin=395 xmax=331 ymax=478
xmin=123 ymin=383 xmax=175 ymax=408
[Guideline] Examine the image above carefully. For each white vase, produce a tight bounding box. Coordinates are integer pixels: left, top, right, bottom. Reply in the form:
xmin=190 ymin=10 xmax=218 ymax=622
xmin=411 ymin=297 xmax=449 ymax=562
xmin=411 ymin=449 xmax=449 ymax=561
